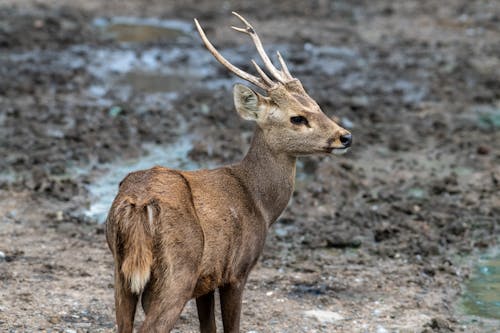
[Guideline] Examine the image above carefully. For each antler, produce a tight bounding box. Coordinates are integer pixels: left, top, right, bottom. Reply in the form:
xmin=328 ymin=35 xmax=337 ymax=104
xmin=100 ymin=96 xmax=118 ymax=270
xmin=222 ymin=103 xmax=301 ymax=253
xmin=194 ymin=12 xmax=295 ymax=90
xmin=230 ymin=12 xmax=294 ymax=83
xmin=194 ymin=18 xmax=270 ymax=90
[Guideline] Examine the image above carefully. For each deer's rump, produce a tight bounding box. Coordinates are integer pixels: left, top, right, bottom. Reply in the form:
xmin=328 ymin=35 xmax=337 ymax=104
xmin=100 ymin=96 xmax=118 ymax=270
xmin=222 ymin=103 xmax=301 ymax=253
xmin=106 ymin=166 xmax=205 ymax=295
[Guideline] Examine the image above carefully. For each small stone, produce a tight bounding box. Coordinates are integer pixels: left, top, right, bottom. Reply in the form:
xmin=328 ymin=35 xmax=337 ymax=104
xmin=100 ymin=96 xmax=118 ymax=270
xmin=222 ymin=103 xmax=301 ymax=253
xmin=304 ymin=309 xmax=343 ymax=323
xmin=341 ymin=117 xmax=354 ymax=129
xmin=33 ymin=19 xmax=44 ymax=28
xmin=108 ymin=106 xmax=123 ymax=117
xmin=0 ymin=251 xmax=5 ymax=261
xmin=6 ymin=211 xmax=17 ymax=219
xmin=423 ymin=266 xmax=436 ymax=277
xmin=376 ymin=326 xmax=389 ymax=333
xmin=275 ymin=227 xmax=287 ymax=237
xmin=326 ymin=234 xmax=361 ymax=249
xmin=199 ymin=104 xmax=210 ymax=115
xmin=477 ymin=145 xmax=489 ymax=155
xmin=423 ymin=317 xmax=453 ymax=332
xmin=350 ymin=95 xmax=369 ymax=108
xmin=48 ymin=316 xmax=61 ymax=324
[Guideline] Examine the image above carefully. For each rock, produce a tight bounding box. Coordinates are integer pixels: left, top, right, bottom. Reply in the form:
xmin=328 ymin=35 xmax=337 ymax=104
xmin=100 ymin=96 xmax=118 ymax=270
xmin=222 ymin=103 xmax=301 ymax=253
xmin=108 ymin=105 xmax=123 ymax=117
xmin=6 ymin=211 xmax=17 ymax=220
xmin=476 ymin=145 xmax=490 ymax=155
xmin=374 ymin=225 xmax=400 ymax=242
xmin=48 ymin=316 xmax=61 ymax=324
xmin=304 ymin=309 xmax=343 ymax=323
xmin=422 ymin=266 xmax=436 ymax=277
xmin=325 ymin=234 xmax=362 ymax=248
xmin=341 ymin=117 xmax=354 ymax=129
xmin=274 ymin=227 xmax=288 ymax=237
xmin=422 ymin=317 xmax=453 ymax=332
xmin=0 ymin=251 xmax=5 ymax=261
xmin=446 ymin=221 xmax=467 ymax=236
xmin=350 ymin=95 xmax=369 ymax=108
xmin=377 ymin=326 xmax=389 ymax=333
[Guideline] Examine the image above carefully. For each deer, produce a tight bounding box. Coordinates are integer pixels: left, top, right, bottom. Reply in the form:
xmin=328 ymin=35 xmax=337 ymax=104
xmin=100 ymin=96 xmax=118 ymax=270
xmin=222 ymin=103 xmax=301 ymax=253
xmin=106 ymin=12 xmax=352 ymax=333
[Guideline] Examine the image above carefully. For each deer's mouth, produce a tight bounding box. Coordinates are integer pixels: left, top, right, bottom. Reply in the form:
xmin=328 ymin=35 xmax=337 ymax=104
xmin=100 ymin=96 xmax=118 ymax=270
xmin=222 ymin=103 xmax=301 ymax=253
xmin=330 ymin=147 xmax=349 ymax=155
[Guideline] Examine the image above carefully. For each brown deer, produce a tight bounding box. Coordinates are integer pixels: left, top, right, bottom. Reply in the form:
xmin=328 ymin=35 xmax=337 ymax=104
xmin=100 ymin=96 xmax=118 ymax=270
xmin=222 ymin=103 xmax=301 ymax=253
xmin=106 ymin=12 xmax=352 ymax=333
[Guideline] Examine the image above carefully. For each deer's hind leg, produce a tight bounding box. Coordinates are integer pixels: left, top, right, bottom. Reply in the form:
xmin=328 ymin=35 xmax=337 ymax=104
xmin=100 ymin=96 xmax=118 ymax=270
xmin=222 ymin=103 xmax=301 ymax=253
xmin=114 ymin=266 xmax=139 ymax=333
xmin=140 ymin=209 xmax=204 ymax=332
xmin=139 ymin=282 xmax=192 ymax=332
xmin=139 ymin=259 xmax=201 ymax=332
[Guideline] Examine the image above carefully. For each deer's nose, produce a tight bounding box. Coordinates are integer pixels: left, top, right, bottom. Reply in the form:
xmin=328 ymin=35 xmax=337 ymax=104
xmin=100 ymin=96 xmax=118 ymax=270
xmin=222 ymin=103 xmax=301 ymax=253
xmin=339 ymin=133 xmax=352 ymax=147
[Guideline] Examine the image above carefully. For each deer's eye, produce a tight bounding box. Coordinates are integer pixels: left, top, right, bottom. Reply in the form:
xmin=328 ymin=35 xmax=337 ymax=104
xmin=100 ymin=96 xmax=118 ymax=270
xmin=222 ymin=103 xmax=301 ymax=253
xmin=290 ymin=116 xmax=309 ymax=126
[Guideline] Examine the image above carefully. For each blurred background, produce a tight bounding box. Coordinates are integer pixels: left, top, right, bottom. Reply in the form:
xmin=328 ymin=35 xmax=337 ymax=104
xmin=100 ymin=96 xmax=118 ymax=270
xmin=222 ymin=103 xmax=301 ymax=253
xmin=0 ymin=0 xmax=498 ymax=332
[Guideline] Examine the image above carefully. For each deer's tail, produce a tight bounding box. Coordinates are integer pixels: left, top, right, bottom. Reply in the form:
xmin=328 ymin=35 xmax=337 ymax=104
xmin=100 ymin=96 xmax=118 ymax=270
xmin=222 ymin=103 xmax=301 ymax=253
xmin=111 ymin=198 xmax=157 ymax=294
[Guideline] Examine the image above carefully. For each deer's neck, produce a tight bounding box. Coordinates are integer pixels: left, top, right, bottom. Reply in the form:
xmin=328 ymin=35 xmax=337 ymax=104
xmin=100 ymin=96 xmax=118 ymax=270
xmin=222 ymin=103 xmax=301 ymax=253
xmin=233 ymin=127 xmax=296 ymax=227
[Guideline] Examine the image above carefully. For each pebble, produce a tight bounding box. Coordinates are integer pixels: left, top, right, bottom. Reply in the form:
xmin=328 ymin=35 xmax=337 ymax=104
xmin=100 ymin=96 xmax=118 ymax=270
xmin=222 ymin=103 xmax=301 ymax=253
xmin=0 ymin=251 xmax=5 ymax=261
xmin=108 ymin=106 xmax=123 ymax=117
xmin=341 ymin=117 xmax=355 ymax=129
xmin=304 ymin=309 xmax=343 ymax=323
xmin=477 ymin=145 xmax=490 ymax=155
xmin=6 ymin=211 xmax=17 ymax=219
xmin=275 ymin=227 xmax=288 ymax=237
xmin=376 ymin=325 xmax=389 ymax=333
xmin=350 ymin=95 xmax=369 ymax=108
xmin=199 ymin=104 xmax=210 ymax=115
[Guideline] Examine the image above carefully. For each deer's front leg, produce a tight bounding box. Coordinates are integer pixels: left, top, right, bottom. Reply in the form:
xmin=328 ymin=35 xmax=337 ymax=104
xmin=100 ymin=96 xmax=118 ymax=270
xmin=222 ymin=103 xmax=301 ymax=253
xmin=220 ymin=280 xmax=246 ymax=333
xmin=196 ymin=291 xmax=216 ymax=333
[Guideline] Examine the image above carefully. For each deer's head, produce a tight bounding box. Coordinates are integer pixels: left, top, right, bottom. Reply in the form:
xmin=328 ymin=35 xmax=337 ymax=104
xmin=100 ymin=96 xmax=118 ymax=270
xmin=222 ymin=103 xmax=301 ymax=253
xmin=195 ymin=13 xmax=352 ymax=156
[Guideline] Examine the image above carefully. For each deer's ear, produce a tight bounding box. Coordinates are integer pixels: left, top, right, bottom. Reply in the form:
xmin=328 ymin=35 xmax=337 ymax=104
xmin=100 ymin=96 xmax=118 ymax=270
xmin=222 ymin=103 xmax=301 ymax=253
xmin=233 ymin=84 xmax=266 ymax=121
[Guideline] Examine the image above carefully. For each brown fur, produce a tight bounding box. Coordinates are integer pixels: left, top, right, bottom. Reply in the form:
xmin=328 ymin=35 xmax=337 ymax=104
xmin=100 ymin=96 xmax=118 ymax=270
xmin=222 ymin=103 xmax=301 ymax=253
xmin=106 ymin=18 xmax=352 ymax=333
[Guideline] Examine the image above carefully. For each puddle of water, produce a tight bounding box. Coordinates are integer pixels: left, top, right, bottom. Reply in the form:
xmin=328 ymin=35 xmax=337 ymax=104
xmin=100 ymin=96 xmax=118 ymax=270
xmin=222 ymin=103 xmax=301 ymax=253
xmin=83 ymin=136 xmax=204 ymax=223
xmin=95 ymin=17 xmax=192 ymax=43
xmin=82 ymin=43 xmax=241 ymax=102
xmin=119 ymin=72 xmax=188 ymax=93
xmin=105 ymin=23 xmax=185 ymax=43
xmin=5 ymin=24 xmax=294 ymax=106
xmin=462 ymin=251 xmax=500 ymax=320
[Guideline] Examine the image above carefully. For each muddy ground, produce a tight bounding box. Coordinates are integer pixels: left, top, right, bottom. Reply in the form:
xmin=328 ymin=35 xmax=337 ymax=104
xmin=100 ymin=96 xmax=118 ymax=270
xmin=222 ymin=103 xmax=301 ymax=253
xmin=0 ymin=0 xmax=499 ymax=332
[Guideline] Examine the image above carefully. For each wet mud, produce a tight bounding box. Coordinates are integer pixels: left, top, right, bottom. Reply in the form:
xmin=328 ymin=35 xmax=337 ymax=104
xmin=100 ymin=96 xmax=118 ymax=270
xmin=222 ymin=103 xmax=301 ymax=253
xmin=0 ymin=0 xmax=499 ymax=332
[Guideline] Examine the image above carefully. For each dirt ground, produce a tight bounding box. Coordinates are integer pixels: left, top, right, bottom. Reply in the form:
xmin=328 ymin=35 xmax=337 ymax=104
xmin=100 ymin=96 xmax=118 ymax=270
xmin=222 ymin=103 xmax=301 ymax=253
xmin=0 ymin=0 xmax=499 ymax=332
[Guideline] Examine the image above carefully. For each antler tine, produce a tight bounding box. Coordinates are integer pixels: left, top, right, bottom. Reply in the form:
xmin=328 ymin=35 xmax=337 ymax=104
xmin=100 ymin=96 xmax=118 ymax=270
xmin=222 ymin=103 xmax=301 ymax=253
xmin=231 ymin=11 xmax=285 ymax=83
xmin=194 ymin=18 xmax=269 ymax=90
xmin=276 ymin=51 xmax=294 ymax=81
xmin=251 ymin=60 xmax=275 ymax=87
